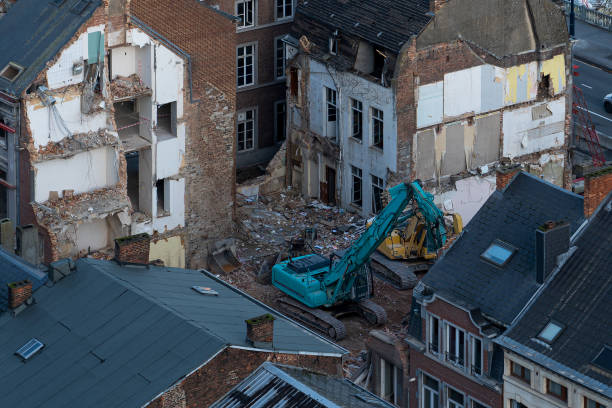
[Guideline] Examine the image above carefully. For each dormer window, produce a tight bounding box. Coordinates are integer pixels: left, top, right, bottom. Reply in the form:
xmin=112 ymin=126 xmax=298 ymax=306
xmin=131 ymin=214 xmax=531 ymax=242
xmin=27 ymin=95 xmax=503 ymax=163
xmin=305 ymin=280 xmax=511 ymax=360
xmin=329 ymin=36 xmax=338 ymax=55
xmin=538 ymin=320 xmax=563 ymax=343
xmin=481 ymin=240 xmax=516 ymax=267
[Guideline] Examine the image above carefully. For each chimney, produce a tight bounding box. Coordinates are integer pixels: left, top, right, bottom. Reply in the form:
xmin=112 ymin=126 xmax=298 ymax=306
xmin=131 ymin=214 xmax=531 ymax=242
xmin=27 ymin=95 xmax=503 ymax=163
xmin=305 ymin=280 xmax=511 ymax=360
xmin=245 ymin=313 xmax=275 ymax=348
xmin=114 ymin=233 xmax=151 ymax=264
xmin=583 ymin=166 xmax=612 ymax=218
xmin=535 ymin=221 xmax=570 ymax=284
xmin=496 ymin=163 xmax=521 ymax=191
xmin=430 ymin=0 xmax=447 ymax=12
xmin=8 ymin=280 xmax=32 ymax=309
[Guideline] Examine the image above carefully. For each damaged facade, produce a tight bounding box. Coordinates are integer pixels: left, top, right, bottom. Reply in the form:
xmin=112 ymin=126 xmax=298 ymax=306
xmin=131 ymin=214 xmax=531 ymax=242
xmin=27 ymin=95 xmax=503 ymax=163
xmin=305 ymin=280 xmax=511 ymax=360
xmin=285 ymin=0 xmax=571 ymax=221
xmin=0 ymin=0 xmax=237 ymax=268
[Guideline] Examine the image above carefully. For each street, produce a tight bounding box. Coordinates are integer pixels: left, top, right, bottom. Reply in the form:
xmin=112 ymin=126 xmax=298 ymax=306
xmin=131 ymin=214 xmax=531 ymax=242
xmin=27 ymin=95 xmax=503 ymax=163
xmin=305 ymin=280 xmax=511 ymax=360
xmin=573 ymin=60 xmax=612 ymax=141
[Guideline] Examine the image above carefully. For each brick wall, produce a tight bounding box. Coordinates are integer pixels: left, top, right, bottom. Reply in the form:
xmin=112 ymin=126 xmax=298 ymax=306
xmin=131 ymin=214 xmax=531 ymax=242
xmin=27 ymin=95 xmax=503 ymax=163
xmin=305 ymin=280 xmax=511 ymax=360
xmin=584 ymin=166 xmax=612 ymax=217
xmin=130 ymin=0 xmax=237 ymax=268
xmin=146 ymin=347 xmax=343 ymax=408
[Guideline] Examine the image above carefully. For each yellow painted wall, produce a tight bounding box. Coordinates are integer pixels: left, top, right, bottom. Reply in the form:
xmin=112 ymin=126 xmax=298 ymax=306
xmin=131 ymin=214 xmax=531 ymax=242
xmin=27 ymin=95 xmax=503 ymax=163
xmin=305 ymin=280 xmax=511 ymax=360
xmin=541 ymin=54 xmax=566 ymax=95
xmin=149 ymin=235 xmax=185 ymax=268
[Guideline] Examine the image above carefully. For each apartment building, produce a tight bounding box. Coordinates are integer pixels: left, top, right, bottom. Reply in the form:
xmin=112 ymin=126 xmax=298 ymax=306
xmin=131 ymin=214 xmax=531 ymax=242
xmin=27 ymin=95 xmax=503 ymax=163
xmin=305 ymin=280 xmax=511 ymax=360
xmin=285 ymin=0 xmax=571 ymax=221
xmin=202 ymin=0 xmax=294 ymax=169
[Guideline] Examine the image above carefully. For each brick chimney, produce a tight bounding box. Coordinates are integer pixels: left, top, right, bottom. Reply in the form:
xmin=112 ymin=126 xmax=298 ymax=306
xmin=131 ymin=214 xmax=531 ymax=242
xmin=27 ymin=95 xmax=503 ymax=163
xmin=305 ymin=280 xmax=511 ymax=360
xmin=496 ymin=163 xmax=521 ymax=191
xmin=8 ymin=280 xmax=32 ymax=309
xmin=535 ymin=221 xmax=570 ymax=284
xmin=114 ymin=233 xmax=151 ymax=264
xmin=245 ymin=313 xmax=275 ymax=348
xmin=583 ymin=166 xmax=612 ymax=218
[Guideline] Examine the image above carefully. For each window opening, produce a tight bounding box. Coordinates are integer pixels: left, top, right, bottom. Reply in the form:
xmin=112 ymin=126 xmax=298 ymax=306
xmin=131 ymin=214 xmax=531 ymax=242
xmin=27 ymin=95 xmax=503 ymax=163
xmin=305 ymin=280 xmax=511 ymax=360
xmin=329 ymin=36 xmax=338 ymax=55
xmin=471 ymin=337 xmax=483 ymax=375
xmin=276 ymin=0 xmax=292 ymax=19
xmin=351 ymin=166 xmax=362 ymax=207
xmin=156 ymin=179 xmax=168 ymax=216
xmin=371 ymin=175 xmax=384 ymax=214
xmin=546 ymin=378 xmax=568 ymax=402
xmin=584 ymin=396 xmax=606 ymax=408
xmin=446 ymin=324 xmax=465 ymax=367
xmin=275 ymin=101 xmax=286 ymax=142
xmin=351 ymin=99 xmax=363 ymax=141
xmin=510 ymin=361 xmax=531 ymax=384
xmin=275 ymin=37 xmax=286 ymax=79
xmin=422 ymin=374 xmax=439 ymax=408
xmin=126 ymin=151 xmax=140 ymax=211
xmin=326 ymin=87 xmax=337 ymax=141
xmin=510 ymin=401 xmax=527 ymax=408
xmin=471 ymin=401 xmax=489 ymax=408
xmin=156 ymin=102 xmax=176 ymax=140
xmin=0 ymin=169 xmax=7 ymax=220
xmin=0 ymin=63 xmax=24 ymax=82
xmin=447 ymin=386 xmax=464 ymax=408
xmin=236 ymin=0 xmax=254 ymax=28
xmin=372 ymin=107 xmax=384 ymax=149
xmin=538 ymin=321 xmax=564 ymax=343
xmin=290 ymin=67 xmax=299 ymax=97
xmin=429 ymin=314 xmax=440 ymax=354
xmin=237 ymin=109 xmax=255 ymax=151
xmin=237 ymin=44 xmax=255 ymax=87
xmin=481 ymin=240 xmax=516 ymax=267
xmin=380 ymin=358 xmax=399 ymax=405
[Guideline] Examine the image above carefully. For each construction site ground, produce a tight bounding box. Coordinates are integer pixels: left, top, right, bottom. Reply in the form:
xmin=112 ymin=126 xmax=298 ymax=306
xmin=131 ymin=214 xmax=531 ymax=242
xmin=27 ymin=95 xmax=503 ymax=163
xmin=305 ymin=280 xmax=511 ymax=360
xmin=219 ymin=188 xmax=415 ymax=374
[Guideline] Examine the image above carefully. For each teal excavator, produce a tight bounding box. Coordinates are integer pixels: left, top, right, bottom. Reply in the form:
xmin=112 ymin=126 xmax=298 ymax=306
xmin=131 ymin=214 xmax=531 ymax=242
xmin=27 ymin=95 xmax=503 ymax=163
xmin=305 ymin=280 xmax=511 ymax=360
xmin=272 ymin=181 xmax=447 ymax=340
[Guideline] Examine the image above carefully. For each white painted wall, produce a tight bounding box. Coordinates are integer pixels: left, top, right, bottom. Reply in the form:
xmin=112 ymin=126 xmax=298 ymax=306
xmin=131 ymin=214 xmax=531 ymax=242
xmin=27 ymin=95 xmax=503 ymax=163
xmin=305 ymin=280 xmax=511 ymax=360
xmin=434 ymin=175 xmax=496 ymax=225
xmin=156 ymin=123 xmax=185 ymax=179
xmin=26 ymin=96 xmax=107 ymax=149
xmin=47 ymin=25 xmax=105 ymax=90
xmin=444 ymin=66 xmax=482 ymax=117
xmin=155 ymin=45 xmax=184 ymax=105
xmin=417 ymin=81 xmax=443 ymax=128
xmin=74 ymin=219 xmax=110 ymax=253
xmin=502 ymin=97 xmax=566 ymax=158
xmin=33 ymin=147 xmax=119 ymax=202
xmin=307 ymin=59 xmax=397 ymax=216
xmin=111 ymin=46 xmax=136 ymax=78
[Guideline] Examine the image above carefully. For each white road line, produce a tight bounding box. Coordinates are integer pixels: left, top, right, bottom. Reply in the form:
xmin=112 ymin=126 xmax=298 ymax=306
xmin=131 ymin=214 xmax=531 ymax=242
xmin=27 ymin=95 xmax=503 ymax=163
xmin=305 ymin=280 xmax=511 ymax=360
xmin=581 ymin=83 xmax=593 ymax=89
xmin=576 ymin=106 xmax=612 ymax=123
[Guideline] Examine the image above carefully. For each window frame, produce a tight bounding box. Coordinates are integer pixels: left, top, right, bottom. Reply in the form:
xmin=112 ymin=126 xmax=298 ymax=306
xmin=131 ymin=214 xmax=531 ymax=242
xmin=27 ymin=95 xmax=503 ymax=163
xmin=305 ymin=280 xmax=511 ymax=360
xmin=510 ymin=361 xmax=531 ymax=385
xmin=422 ymin=373 xmax=440 ymax=408
xmin=480 ymin=239 xmax=517 ymax=267
xmin=428 ymin=313 xmax=441 ymax=356
xmin=274 ymin=36 xmax=287 ymax=80
xmin=275 ymin=0 xmax=293 ymax=20
xmin=380 ymin=358 xmax=400 ymax=405
xmin=237 ymin=42 xmax=256 ymax=88
xmin=371 ymin=107 xmax=384 ymax=150
xmin=470 ymin=335 xmax=483 ymax=376
xmin=445 ymin=322 xmax=466 ymax=368
xmin=325 ymin=87 xmax=338 ymax=141
xmin=351 ymin=166 xmax=363 ymax=208
xmin=470 ymin=398 xmax=491 ymax=408
xmin=351 ymin=98 xmax=363 ymax=142
xmin=329 ymin=36 xmax=338 ymax=55
xmin=446 ymin=385 xmax=465 ymax=408
xmin=236 ymin=0 xmax=255 ymax=29
xmin=584 ymin=396 xmax=606 ymax=408
xmin=237 ymin=107 xmax=256 ymax=152
xmin=371 ymin=174 xmax=385 ymax=215
xmin=546 ymin=378 xmax=568 ymax=402
xmin=537 ymin=320 xmax=564 ymax=344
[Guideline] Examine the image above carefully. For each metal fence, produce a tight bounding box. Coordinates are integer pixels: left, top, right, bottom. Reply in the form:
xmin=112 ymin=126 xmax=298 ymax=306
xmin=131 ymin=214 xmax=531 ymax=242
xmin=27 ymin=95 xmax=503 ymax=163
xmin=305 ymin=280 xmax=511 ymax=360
xmin=564 ymin=1 xmax=612 ymax=31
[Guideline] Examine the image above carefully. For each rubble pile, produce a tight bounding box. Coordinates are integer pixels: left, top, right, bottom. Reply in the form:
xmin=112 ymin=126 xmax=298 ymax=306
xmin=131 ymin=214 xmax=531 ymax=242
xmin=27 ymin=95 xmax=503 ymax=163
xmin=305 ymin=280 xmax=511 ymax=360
xmin=110 ymin=74 xmax=152 ymax=100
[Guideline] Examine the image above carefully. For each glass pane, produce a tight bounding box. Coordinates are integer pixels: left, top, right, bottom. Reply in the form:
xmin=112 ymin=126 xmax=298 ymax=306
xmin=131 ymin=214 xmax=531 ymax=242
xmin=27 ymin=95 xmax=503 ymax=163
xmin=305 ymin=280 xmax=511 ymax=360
xmin=539 ymin=322 xmax=562 ymax=342
xmin=482 ymin=243 xmax=513 ymax=265
xmin=424 ymin=374 xmax=438 ymax=390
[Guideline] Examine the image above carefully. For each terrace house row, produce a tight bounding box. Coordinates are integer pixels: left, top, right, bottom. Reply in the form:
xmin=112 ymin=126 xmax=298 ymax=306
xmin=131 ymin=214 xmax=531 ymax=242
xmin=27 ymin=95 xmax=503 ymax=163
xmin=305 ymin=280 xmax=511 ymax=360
xmin=0 ymin=0 xmax=236 ymax=268
xmin=284 ymin=0 xmax=571 ymax=221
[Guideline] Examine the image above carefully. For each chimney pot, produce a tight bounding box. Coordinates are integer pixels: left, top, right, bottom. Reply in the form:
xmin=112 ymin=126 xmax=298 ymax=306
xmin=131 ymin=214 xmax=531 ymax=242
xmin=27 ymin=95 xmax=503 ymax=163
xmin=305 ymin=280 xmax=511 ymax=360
xmin=583 ymin=166 xmax=612 ymax=218
xmin=496 ymin=163 xmax=521 ymax=191
xmin=245 ymin=313 xmax=275 ymax=348
xmin=8 ymin=279 xmax=32 ymax=309
xmin=114 ymin=233 xmax=151 ymax=264
xmin=535 ymin=221 xmax=570 ymax=284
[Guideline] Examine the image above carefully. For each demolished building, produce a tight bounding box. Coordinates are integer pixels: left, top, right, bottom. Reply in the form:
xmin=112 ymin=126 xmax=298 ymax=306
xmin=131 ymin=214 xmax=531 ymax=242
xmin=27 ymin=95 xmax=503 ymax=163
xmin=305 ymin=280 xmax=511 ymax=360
xmin=284 ymin=0 xmax=571 ymax=221
xmin=0 ymin=0 xmax=237 ymax=268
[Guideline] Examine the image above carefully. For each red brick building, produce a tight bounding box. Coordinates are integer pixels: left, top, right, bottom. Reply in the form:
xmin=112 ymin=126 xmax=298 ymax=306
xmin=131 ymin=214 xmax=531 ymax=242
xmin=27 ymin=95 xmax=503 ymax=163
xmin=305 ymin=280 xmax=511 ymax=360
xmin=202 ymin=0 xmax=294 ymax=169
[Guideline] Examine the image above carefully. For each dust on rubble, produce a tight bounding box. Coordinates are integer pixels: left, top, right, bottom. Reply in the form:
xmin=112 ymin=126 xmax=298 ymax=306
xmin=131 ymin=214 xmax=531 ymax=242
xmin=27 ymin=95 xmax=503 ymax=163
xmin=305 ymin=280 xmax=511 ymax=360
xmin=217 ymin=188 xmax=413 ymax=369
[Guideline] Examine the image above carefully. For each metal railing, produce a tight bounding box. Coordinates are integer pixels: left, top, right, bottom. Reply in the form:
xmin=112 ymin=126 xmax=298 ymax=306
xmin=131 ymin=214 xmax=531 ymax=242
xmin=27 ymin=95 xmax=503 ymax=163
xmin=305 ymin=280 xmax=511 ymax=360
xmin=564 ymin=1 xmax=612 ymax=31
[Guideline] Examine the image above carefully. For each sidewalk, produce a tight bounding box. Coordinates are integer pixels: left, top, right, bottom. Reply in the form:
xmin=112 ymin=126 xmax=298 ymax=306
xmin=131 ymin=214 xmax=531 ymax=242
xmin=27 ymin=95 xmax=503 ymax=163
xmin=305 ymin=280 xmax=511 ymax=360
xmin=571 ymin=19 xmax=612 ymax=71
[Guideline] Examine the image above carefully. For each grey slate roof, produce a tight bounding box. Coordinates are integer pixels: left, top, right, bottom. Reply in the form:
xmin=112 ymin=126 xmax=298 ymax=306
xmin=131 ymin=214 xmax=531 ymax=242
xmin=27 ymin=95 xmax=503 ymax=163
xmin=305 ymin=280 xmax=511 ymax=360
xmin=419 ymin=172 xmax=585 ymax=326
xmin=212 ymin=362 xmax=394 ymax=408
xmin=0 ymin=259 xmax=344 ymax=408
xmin=296 ymin=0 xmax=432 ymax=53
xmin=498 ymin=192 xmax=612 ymax=398
xmin=0 ymin=247 xmax=48 ymax=312
xmin=0 ymin=0 xmax=101 ymax=97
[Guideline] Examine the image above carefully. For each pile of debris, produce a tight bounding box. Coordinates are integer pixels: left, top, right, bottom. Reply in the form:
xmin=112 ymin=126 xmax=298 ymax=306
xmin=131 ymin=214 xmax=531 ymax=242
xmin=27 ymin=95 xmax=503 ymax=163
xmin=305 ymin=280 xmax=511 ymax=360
xmin=110 ymin=74 xmax=152 ymax=101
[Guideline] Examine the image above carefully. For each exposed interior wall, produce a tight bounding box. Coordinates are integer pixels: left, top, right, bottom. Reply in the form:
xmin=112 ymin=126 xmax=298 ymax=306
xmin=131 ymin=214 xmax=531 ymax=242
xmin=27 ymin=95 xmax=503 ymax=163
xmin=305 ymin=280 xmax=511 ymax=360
xmin=33 ymin=146 xmax=119 ymax=202
xmin=149 ymin=235 xmax=185 ymax=268
xmin=433 ymin=175 xmax=496 ymax=224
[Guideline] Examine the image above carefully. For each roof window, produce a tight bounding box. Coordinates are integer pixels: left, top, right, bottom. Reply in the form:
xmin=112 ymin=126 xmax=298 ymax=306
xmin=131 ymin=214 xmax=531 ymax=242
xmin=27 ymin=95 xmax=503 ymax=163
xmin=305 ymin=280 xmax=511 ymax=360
xmin=192 ymin=286 xmax=219 ymax=296
xmin=592 ymin=345 xmax=612 ymax=372
xmin=538 ymin=321 xmax=564 ymax=343
xmin=15 ymin=338 xmax=44 ymax=361
xmin=481 ymin=240 xmax=516 ymax=267
xmin=0 ymin=63 xmax=24 ymax=82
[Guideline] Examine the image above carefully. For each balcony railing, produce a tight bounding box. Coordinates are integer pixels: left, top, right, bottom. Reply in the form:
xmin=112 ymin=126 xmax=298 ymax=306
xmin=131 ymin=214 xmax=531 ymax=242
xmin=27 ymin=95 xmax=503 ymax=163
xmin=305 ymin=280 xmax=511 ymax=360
xmin=445 ymin=352 xmax=465 ymax=367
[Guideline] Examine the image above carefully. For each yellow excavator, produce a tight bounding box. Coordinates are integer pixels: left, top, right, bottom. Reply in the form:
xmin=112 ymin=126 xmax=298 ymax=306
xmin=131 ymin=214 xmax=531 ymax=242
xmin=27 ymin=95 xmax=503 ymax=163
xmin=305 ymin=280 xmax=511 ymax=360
xmin=368 ymin=209 xmax=463 ymax=289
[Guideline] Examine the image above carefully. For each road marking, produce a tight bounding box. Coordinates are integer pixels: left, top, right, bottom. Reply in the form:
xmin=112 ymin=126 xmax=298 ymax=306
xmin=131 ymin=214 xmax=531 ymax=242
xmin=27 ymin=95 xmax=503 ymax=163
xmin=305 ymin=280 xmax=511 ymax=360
xmin=576 ymin=106 xmax=612 ymax=123
xmin=581 ymin=83 xmax=592 ymax=89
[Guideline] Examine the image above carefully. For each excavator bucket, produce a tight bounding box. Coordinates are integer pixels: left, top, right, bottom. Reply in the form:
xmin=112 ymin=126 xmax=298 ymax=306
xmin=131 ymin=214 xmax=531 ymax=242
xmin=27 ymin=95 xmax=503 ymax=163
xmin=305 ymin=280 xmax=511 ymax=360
xmin=207 ymin=239 xmax=241 ymax=274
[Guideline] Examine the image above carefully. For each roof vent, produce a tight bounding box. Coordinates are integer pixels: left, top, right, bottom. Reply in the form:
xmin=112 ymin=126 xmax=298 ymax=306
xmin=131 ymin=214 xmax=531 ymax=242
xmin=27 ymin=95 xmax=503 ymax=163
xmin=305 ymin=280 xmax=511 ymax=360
xmin=16 ymin=338 xmax=44 ymax=361
xmin=0 ymin=63 xmax=24 ymax=82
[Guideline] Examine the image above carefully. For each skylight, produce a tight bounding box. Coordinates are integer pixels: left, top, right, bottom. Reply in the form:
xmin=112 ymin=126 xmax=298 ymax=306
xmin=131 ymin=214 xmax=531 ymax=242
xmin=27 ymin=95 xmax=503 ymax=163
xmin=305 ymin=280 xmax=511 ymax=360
xmin=481 ymin=240 xmax=516 ymax=267
xmin=0 ymin=63 xmax=24 ymax=82
xmin=592 ymin=345 xmax=612 ymax=372
xmin=15 ymin=338 xmax=44 ymax=361
xmin=192 ymin=286 xmax=219 ymax=296
xmin=538 ymin=321 xmax=564 ymax=343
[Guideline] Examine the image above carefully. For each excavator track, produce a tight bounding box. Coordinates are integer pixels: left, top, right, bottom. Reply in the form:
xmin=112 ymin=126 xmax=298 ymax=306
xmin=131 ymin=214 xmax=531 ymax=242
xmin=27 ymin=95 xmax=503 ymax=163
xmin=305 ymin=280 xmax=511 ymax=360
xmin=277 ymin=297 xmax=347 ymax=341
xmin=358 ymin=298 xmax=387 ymax=325
xmin=370 ymin=251 xmax=430 ymax=290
